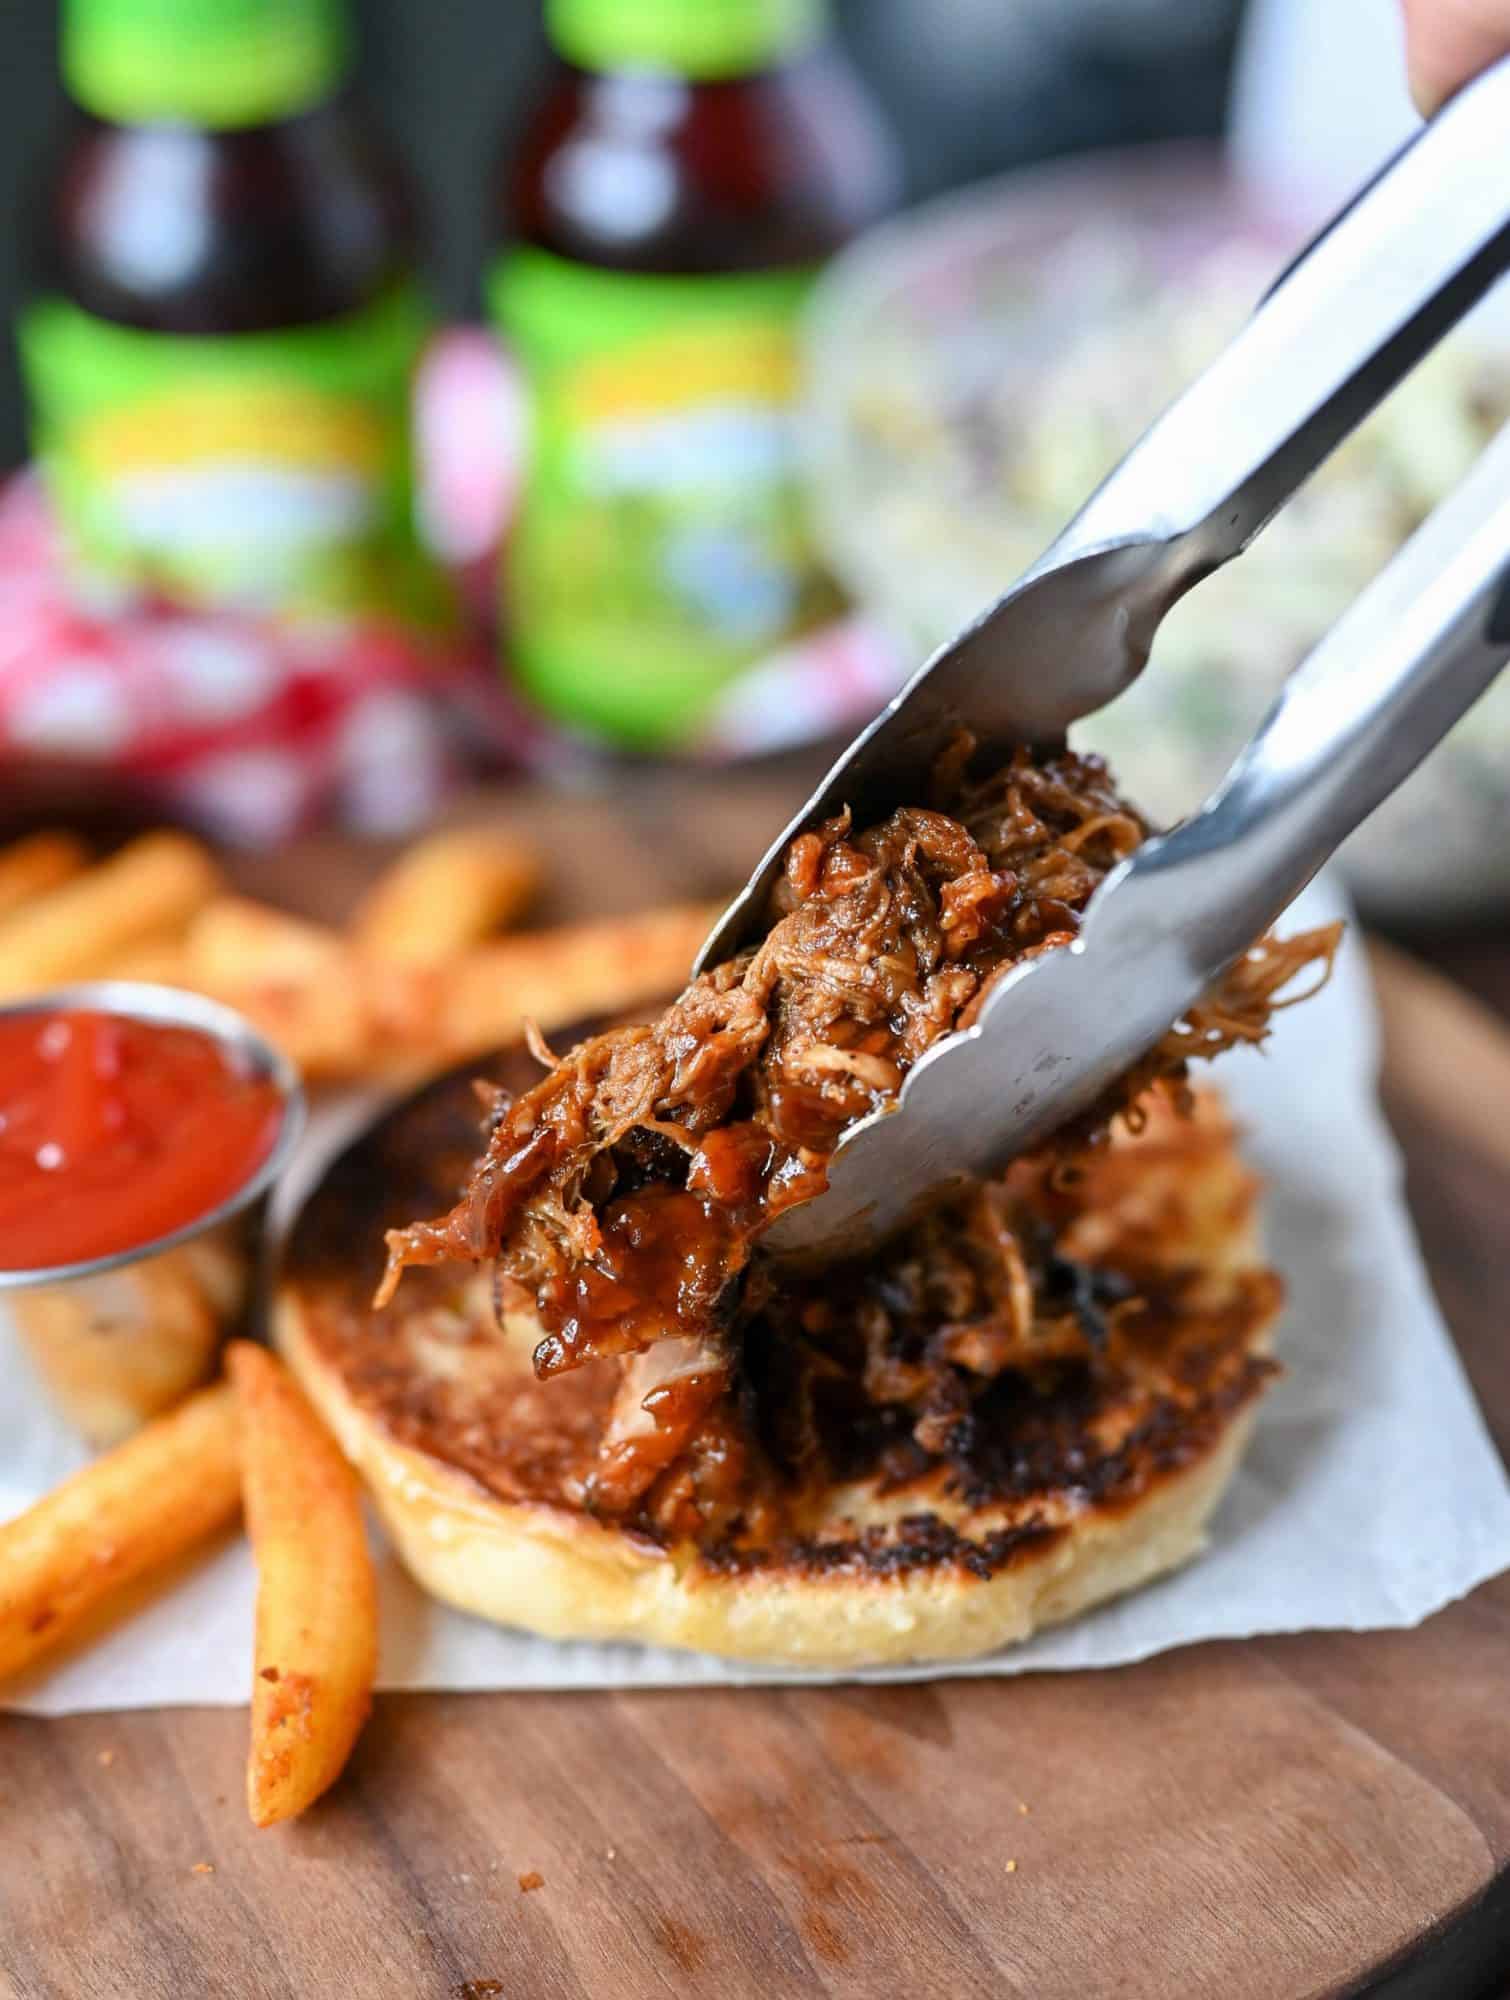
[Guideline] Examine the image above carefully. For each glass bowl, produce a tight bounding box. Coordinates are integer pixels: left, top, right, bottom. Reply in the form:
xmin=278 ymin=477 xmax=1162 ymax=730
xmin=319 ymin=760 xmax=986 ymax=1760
xmin=805 ymin=143 xmax=1510 ymax=920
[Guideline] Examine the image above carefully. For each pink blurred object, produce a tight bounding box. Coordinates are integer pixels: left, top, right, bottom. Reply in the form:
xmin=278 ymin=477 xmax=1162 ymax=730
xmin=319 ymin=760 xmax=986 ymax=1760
xmin=692 ymin=612 xmax=904 ymax=760
xmin=416 ymin=326 xmax=525 ymax=579
xmin=0 ymin=330 xmax=904 ymax=844
xmin=0 ymin=470 xmax=465 ymax=845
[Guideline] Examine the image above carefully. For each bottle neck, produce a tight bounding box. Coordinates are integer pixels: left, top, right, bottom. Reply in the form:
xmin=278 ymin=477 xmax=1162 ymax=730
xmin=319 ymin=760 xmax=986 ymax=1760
xmin=62 ymin=0 xmax=350 ymax=129
xmin=544 ymin=0 xmax=828 ymax=80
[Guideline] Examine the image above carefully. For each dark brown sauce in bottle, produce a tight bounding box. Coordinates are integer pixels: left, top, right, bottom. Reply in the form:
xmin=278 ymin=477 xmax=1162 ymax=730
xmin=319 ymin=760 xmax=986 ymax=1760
xmin=493 ymin=1 xmax=900 ymax=749
xmin=38 ymin=100 xmax=417 ymax=335
xmin=508 ymin=43 xmax=899 ymax=275
xmin=22 ymin=0 xmax=439 ymax=625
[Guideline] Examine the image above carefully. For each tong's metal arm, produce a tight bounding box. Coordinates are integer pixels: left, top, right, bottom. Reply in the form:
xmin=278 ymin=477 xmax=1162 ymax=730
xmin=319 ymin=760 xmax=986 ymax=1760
xmin=1059 ymin=63 xmax=1510 ymax=582
xmin=763 ymin=422 xmax=1510 ymax=1261
xmin=1120 ymin=421 xmax=1510 ymax=979
xmin=697 ymin=56 xmax=1510 ymax=972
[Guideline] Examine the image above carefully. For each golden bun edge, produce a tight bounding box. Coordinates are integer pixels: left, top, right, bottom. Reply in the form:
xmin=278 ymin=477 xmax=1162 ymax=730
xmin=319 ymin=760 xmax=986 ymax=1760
xmin=273 ymin=1292 xmax=1274 ymax=1672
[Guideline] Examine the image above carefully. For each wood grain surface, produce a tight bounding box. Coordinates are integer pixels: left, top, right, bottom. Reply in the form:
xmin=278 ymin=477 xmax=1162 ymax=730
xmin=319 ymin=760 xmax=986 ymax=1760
xmin=2 ymin=767 xmax=1508 ymax=2000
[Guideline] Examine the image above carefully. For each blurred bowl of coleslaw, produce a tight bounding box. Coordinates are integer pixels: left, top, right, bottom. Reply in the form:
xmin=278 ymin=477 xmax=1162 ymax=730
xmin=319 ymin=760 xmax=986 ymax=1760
xmin=806 ymin=144 xmax=1510 ymax=919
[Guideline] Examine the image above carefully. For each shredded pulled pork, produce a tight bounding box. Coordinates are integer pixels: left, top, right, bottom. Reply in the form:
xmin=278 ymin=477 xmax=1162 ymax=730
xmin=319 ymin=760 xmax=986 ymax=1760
xmin=379 ymin=744 xmax=1339 ymax=1524
xmin=733 ymin=1138 xmax=1158 ymax=1502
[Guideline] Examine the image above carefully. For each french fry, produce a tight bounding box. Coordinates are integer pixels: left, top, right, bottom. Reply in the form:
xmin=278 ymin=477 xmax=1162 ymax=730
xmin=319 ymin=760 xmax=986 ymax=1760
xmin=178 ymin=901 xmax=717 ymax=1082
xmin=0 ymin=832 xmax=222 ymax=1001
xmin=0 ymin=831 xmax=90 ymax=921
xmin=352 ymin=827 xmax=540 ymax=967
xmin=226 ymin=982 xmax=378 ymax=1079
xmin=0 ymin=1383 xmax=240 ymax=1681
xmin=180 ymin=898 xmax=374 ymax=1076
xmin=413 ymin=899 xmax=719 ymax=1064
xmin=185 ymin=896 xmax=346 ymax=987
xmin=228 ymin=1342 xmax=377 ymax=1828
xmin=11 ymin=1231 xmax=247 ymax=1446
xmin=95 ymin=932 xmax=194 ymax=986
xmin=107 ymin=900 xmax=717 ymax=1084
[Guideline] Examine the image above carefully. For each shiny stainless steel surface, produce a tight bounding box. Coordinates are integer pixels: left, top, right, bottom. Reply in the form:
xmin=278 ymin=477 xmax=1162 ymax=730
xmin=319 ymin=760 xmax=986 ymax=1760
xmin=0 ymin=981 xmax=305 ymax=1291
xmin=766 ymin=422 xmax=1510 ymax=1259
xmin=692 ymin=58 xmax=1510 ymax=1262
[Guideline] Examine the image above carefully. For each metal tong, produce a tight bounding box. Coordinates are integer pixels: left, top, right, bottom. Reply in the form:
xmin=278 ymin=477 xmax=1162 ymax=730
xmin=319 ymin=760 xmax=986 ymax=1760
xmin=695 ymin=56 xmax=1510 ymax=1264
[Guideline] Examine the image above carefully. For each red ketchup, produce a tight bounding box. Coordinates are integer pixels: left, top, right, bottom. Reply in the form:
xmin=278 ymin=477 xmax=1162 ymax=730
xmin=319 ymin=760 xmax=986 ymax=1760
xmin=0 ymin=1011 xmax=282 ymax=1271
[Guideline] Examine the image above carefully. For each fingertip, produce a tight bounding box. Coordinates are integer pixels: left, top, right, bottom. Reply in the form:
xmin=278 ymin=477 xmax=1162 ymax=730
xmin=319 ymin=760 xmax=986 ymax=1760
xmin=1400 ymin=0 xmax=1510 ymax=116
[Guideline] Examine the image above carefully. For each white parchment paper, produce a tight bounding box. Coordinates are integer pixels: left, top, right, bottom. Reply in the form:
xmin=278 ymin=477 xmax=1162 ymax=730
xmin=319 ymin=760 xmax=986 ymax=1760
xmin=4 ymin=876 xmax=1508 ymax=1714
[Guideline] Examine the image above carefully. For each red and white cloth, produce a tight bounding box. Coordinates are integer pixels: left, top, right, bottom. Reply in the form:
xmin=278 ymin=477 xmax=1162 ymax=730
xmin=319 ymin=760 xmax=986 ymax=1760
xmin=0 ymin=330 xmax=904 ymax=845
xmin=0 ymin=472 xmax=467 ymax=845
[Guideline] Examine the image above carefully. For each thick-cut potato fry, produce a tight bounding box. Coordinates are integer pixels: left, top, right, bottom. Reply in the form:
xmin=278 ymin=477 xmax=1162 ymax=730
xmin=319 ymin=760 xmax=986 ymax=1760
xmin=169 ymin=900 xmax=714 ymax=1082
xmin=109 ymin=899 xmax=716 ymax=1083
xmin=185 ymin=897 xmax=346 ymax=987
xmin=0 ymin=832 xmax=222 ymax=1000
xmin=221 ymin=977 xmax=376 ymax=1079
xmin=181 ymin=899 xmax=372 ymax=1075
xmin=228 ymin=1341 xmax=377 ymax=1827
xmin=12 ymin=1230 xmax=247 ymax=1446
xmin=0 ymin=831 xmax=90 ymax=921
xmin=352 ymin=827 xmax=539 ymax=966
xmin=0 ymin=1383 xmax=240 ymax=1681
xmin=424 ymin=900 xmax=719 ymax=1062
xmin=96 ymin=932 xmax=194 ymax=986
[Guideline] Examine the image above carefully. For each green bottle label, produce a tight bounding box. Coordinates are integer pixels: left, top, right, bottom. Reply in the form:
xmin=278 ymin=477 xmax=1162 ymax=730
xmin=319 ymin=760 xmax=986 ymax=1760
xmin=545 ymin=0 xmax=825 ymax=79
xmin=62 ymin=0 xmax=348 ymax=128
xmin=493 ymin=247 xmax=835 ymax=747
xmin=20 ymin=285 xmax=445 ymax=628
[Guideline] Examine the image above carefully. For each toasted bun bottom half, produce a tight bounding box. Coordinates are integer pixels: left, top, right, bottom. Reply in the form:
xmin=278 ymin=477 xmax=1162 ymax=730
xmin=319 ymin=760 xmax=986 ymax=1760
xmin=276 ymin=1037 xmax=1282 ymax=1670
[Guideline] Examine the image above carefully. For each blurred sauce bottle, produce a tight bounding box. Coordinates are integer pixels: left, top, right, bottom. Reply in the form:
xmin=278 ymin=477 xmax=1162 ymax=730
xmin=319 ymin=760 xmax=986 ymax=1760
xmin=494 ymin=0 xmax=900 ymax=749
xmin=19 ymin=0 xmax=445 ymax=627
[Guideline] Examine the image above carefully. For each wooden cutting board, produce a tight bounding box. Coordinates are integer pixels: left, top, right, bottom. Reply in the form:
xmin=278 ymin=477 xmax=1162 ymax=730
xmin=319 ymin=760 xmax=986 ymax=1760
xmin=2 ymin=766 xmax=1508 ymax=2000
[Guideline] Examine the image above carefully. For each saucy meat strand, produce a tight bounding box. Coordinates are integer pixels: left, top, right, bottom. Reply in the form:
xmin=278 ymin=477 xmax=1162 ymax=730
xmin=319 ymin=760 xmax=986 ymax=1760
xmin=379 ymin=749 xmax=1138 ymax=1322
xmin=736 ymin=1090 xmax=1262 ymax=1507
xmin=379 ymin=744 xmax=1339 ymax=1521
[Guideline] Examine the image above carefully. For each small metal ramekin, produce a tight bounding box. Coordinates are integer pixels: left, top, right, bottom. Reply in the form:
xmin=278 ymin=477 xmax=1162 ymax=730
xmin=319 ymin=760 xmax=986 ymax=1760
xmin=0 ymin=982 xmax=305 ymax=1442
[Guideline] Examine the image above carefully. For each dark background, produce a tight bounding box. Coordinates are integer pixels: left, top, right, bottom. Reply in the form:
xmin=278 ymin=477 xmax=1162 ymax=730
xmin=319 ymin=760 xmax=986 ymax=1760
xmin=0 ymin=0 xmax=1246 ymax=468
